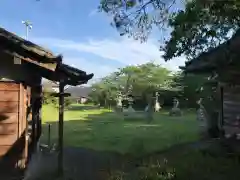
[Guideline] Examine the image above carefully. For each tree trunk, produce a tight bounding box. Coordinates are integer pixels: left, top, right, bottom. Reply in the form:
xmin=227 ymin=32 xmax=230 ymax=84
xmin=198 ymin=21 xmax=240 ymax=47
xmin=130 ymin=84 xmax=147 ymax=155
xmin=105 ymin=99 xmax=107 ymax=107
xmin=147 ymin=108 xmax=154 ymax=123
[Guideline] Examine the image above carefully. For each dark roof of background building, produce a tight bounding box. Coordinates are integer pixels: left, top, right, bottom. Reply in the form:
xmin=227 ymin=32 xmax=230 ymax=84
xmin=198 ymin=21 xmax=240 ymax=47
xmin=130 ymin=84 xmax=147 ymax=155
xmin=65 ymin=86 xmax=92 ymax=98
xmin=181 ymin=28 xmax=240 ymax=73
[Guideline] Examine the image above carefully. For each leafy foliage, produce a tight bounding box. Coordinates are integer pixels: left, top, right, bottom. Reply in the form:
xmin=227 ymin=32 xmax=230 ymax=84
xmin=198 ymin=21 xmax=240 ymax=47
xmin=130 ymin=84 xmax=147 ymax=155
xmin=43 ymin=90 xmax=57 ymax=105
xmin=43 ymin=90 xmax=72 ymax=109
xmin=99 ymin=0 xmax=177 ymax=41
xmin=163 ymin=0 xmax=240 ymax=60
xmin=89 ymin=62 xmax=174 ymax=108
xmin=100 ymin=0 xmax=240 ymax=60
xmin=172 ymin=72 xmax=208 ymax=107
xmin=89 ymin=62 xmax=213 ymax=109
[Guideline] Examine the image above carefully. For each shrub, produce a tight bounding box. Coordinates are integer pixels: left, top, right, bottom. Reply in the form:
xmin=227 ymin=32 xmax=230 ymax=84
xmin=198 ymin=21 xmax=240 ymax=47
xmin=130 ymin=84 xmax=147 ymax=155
xmin=64 ymin=98 xmax=72 ymax=109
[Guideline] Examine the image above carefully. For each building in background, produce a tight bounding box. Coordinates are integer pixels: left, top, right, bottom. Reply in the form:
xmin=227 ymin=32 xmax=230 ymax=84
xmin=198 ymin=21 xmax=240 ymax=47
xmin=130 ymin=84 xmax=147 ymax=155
xmin=42 ymin=80 xmax=92 ymax=104
xmin=66 ymin=86 xmax=92 ymax=104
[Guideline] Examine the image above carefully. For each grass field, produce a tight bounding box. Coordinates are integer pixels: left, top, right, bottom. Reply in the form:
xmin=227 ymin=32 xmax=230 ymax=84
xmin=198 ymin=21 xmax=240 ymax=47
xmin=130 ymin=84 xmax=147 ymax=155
xmin=38 ymin=104 xmax=240 ymax=180
xmin=41 ymin=104 xmax=199 ymax=155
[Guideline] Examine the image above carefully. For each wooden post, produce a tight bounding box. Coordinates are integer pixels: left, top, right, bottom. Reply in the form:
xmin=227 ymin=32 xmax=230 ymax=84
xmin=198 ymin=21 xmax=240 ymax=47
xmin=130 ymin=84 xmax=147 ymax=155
xmin=36 ymin=85 xmax=42 ymax=142
xmin=31 ymin=94 xmax=36 ymax=149
xmin=58 ymin=81 xmax=65 ymax=176
xmin=48 ymin=123 xmax=51 ymax=146
xmin=51 ymin=85 xmax=70 ymax=177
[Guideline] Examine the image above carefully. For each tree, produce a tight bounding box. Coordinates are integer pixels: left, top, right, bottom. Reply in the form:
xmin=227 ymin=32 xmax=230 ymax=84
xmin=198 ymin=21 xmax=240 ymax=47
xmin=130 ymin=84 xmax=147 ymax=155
xmin=99 ymin=0 xmax=178 ymax=41
xmin=100 ymin=0 xmax=240 ymax=60
xmin=89 ymin=62 xmax=173 ymax=108
xmin=172 ymin=72 xmax=208 ymax=108
xmin=90 ymin=62 xmax=211 ymax=109
xmin=163 ymin=0 xmax=240 ymax=60
xmin=42 ymin=89 xmax=57 ymax=105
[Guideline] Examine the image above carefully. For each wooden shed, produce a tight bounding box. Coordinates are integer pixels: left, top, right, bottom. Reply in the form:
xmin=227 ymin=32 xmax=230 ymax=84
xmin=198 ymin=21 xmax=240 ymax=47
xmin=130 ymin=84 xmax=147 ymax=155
xmin=181 ymin=28 xmax=240 ymax=138
xmin=0 ymin=27 xmax=93 ymax=178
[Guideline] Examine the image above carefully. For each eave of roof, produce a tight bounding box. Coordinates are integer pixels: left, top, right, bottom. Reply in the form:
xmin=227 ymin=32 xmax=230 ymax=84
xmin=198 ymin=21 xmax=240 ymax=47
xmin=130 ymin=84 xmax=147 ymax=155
xmin=58 ymin=64 xmax=94 ymax=85
xmin=0 ymin=27 xmax=62 ymax=64
xmin=0 ymin=27 xmax=94 ymax=86
xmin=38 ymin=63 xmax=94 ymax=86
xmin=182 ymin=28 xmax=240 ymax=74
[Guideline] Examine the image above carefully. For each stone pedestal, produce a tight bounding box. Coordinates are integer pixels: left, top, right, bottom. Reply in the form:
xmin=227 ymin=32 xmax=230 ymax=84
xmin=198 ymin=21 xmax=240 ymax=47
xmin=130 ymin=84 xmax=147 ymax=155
xmin=127 ymin=105 xmax=135 ymax=112
xmin=169 ymin=98 xmax=181 ymax=116
xmin=169 ymin=107 xmax=182 ymax=116
xmin=155 ymin=102 xmax=161 ymax=112
xmin=115 ymin=106 xmax=122 ymax=113
xmin=115 ymin=95 xmax=123 ymax=113
xmin=154 ymin=92 xmax=161 ymax=112
xmin=197 ymin=107 xmax=208 ymax=134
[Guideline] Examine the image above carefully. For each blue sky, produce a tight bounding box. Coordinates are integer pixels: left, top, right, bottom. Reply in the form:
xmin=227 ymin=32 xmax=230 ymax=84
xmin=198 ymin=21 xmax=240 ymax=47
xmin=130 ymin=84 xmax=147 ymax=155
xmin=0 ymin=0 xmax=186 ymax=83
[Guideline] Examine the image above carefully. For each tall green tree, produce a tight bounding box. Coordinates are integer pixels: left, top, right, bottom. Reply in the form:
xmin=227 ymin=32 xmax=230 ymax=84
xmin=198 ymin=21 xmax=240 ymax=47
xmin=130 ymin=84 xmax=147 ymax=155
xmin=89 ymin=62 xmax=173 ymax=107
xmin=173 ymin=72 xmax=208 ymax=107
xmin=163 ymin=0 xmax=240 ymax=60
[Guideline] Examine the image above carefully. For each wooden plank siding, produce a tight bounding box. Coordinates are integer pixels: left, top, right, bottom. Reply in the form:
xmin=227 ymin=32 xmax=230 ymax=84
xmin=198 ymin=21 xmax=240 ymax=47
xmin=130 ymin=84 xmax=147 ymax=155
xmin=223 ymin=85 xmax=240 ymax=135
xmin=0 ymin=91 xmax=19 ymax=101
xmin=0 ymin=82 xmax=34 ymax=172
xmin=0 ymin=113 xmax=18 ymax=124
xmin=0 ymin=83 xmax=19 ymax=91
xmin=0 ymin=123 xmax=18 ymax=135
xmin=0 ymin=82 xmax=20 ymax=159
xmin=0 ymin=102 xmax=19 ymax=113
xmin=0 ymin=134 xmax=18 ymax=146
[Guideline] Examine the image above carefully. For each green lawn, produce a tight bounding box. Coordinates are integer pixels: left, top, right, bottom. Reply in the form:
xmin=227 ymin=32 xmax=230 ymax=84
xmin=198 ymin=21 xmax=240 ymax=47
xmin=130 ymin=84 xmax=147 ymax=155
xmin=110 ymin=141 xmax=240 ymax=180
xmin=40 ymin=104 xmax=240 ymax=180
xmin=41 ymin=104 xmax=199 ymax=155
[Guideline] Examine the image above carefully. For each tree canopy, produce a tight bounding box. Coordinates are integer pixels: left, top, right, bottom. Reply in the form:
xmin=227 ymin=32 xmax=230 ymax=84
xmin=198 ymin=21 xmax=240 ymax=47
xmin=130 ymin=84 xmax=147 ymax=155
xmin=89 ymin=62 xmax=209 ymax=109
xmin=89 ymin=62 xmax=175 ymax=107
xmin=163 ymin=0 xmax=240 ymax=60
xmin=99 ymin=0 xmax=240 ymax=60
xmin=99 ymin=0 xmax=178 ymax=41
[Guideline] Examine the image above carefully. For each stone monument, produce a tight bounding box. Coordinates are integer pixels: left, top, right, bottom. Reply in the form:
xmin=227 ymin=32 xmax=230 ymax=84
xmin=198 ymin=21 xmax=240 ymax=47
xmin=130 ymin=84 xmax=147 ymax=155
xmin=123 ymin=95 xmax=141 ymax=120
xmin=169 ymin=97 xmax=182 ymax=116
xmin=115 ymin=93 xmax=123 ymax=113
xmin=144 ymin=94 xmax=155 ymax=123
xmin=196 ymin=98 xmax=209 ymax=137
xmin=126 ymin=95 xmax=135 ymax=112
xmin=154 ymin=92 xmax=161 ymax=112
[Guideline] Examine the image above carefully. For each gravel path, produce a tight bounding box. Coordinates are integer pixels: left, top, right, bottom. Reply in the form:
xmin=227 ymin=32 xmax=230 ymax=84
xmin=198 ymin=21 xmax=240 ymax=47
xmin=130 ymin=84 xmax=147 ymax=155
xmin=24 ymin=139 xmax=229 ymax=180
xmin=24 ymin=147 xmax=125 ymax=180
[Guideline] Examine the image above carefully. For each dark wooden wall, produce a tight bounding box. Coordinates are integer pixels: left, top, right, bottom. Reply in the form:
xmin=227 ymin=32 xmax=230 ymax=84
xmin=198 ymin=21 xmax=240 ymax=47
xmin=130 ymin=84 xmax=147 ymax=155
xmin=0 ymin=82 xmax=20 ymax=159
xmin=0 ymin=82 xmax=26 ymax=178
xmin=223 ymin=85 xmax=240 ymax=135
xmin=0 ymin=81 xmax=41 ymax=178
xmin=0 ymin=46 xmax=47 ymax=180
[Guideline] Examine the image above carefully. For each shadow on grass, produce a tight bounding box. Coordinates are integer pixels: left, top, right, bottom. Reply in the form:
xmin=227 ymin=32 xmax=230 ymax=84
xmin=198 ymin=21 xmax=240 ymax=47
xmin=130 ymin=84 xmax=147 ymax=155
xmin=34 ymin=110 xmax=240 ymax=180
xmin=29 ymin=138 xmax=240 ymax=180
xmin=41 ymin=110 xmax=200 ymax=155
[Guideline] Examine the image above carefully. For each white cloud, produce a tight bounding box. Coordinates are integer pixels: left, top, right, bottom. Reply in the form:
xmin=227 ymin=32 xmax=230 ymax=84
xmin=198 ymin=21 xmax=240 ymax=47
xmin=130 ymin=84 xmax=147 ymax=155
xmin=63 ymin=57 xmax=117 ymax=84
xmin=88 ymin=9 xmax=99 ymax=17
xmin=34 ymin=36 xmax=186 ymax=72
